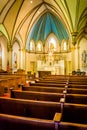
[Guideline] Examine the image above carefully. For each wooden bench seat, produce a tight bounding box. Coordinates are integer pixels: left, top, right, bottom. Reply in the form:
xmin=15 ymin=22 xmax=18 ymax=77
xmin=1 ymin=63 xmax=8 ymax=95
xmin=66 ymin=94 xmax=87 ymax=104
xmin=22 ymin=86 xmax=64 ymax=93
xmin=69 ymin=84 xmax=87 ymax=89
xmin=0 ymin=97 xmax=61 ymax=120
xmin=30 ymin=82 xmax=66 ymax=87
xmin=0 ymin=74 xmax=26 ymax=96
xmin=0 ymin=113 xmax=56 ymax=130
xmin=11 ymin=90 xmax=87 ymax=104
xmin=69 ymin=77 xmax=87 ymax=81
xmin=0 ymin=97 xmax=87 ymax=129
xmin=0 ymin=113 xmax=87 ymax=130
xmin=10 ymin=90 xmax=63 ymax=102
xmin=67 ymin=88 xmax=87 ymax=94
xmin=30 ymin=78 xmax=87 ymax=89
xmin=36 ymin=80 xmax=67 ymax=84
xmin=22 ymin=86 xmax=87 ymax=95
xmin=62 ymin=103 xmax=87 ymax=124
xmin=69 ymin=81 xmax=87 ymax=85
xmin=10 ymin=89 xmax=87 ymax=104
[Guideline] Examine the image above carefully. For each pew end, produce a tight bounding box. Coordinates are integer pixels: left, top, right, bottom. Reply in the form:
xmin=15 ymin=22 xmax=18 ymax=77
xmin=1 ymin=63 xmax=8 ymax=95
xmin=53 ymin=112 xmax=62 ymax=122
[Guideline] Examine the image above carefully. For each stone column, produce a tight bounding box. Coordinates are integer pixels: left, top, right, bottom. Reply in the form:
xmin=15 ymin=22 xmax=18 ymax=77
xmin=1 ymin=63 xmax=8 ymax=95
xmin=77 ymin=44 xmax=80 ymax=70
xmin=71 ymin=32 xmax=78 ymax=71
xmin=7 ymin=44 xmax=13 ymax=73
xmin=71 ymin=46 xmax=76 ymax=71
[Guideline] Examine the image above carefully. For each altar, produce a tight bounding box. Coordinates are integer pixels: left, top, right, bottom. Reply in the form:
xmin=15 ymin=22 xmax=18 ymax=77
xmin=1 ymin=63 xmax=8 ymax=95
xmin=37 ymin=60 xmax=65 ymax=75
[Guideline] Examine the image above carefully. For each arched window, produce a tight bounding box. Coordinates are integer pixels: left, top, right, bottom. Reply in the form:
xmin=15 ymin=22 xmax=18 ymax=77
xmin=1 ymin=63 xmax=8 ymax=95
xmin=29 ymin=40 xmax=35 ymax=52
xmin=45 ymin=33 xmax=59 ymax=53
xmin=49 ymin=38 xmax=56 ymax=52
xmin=64 ymin=41 xmax=67 ymax=50
xmin=36 ymin=41 xmax=43 ymax=52
xmin=61 ymin=40 xmax=67 ymax=52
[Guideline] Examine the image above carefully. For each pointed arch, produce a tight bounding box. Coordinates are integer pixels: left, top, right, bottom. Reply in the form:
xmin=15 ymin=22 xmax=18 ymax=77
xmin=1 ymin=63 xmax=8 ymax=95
xmin=0 ymin=24 xmax=9 ymax=41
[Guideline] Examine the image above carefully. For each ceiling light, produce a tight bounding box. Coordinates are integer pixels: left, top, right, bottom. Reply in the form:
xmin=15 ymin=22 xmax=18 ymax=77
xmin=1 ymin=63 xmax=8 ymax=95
xmin=30 ymin=0 xmax=33 ymax=3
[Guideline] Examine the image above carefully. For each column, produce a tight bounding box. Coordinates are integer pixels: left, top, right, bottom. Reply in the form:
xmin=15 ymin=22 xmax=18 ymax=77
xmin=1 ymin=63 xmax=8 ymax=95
xmin=77 ymin=44 xmax=80 ymax=70
xmin=8 ymin=44 xmax=12 ymax=73
xmin=71 ymin=32 xmax=78 ymax=71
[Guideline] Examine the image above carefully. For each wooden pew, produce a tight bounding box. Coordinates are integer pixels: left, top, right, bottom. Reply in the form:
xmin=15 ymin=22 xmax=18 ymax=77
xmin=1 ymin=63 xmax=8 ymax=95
xmin=69 ymin=76 xmax=87 ymax=81
xmin=0 ymin=74 xmax=26 ymax=95
xmin=0 ymin=97 xmax=87 ymax=130
xmin=69 ymin=76 xmax=87 ymax=85
xmin=0 ymin=97 xmax=61 ymax=120
xmin=0 ymin=97 xmax=61 ymax=130
xmin=0 ymin=113 xmax=57 ymax=130
xmin=41 ymin=75 xmax=69 ymax=80
xmin=30 ymin=82 xmax=66 ymax=87
xmin=67 ymin=88 xmax=87 ymax=94
xmin=30 ymin=81 xmax=87 ymax=89
xmin=69 ymin=84 xmax=87 ymax=89
xmin=22 ymin=86 xmax=64 ymax=93
xmin=10 ymin=89 xmax=87 ymax=104
xmin=0 ymin=113 xmax=87 ymax=130
xmin=30 ymin=77 xmax=87 ymax=89
xmin=35 ymin=80 xmax=67 ymax=84
xmin=65 ymin=94 xmax=87 ymax=104
xmin=22 ymin=86 xmax=87 ymax=95
xmin=10 ymin=90 xmax=63 ymax=102
xmin=69 ymin=81 xmax=87 ymax=85
xmin=38 ymin=75 xmax=87 ymax=85
xmin=62 ymin=103 xmax=87 ymax=124
xmin=10 ymin=90 xmax=87 ymax=105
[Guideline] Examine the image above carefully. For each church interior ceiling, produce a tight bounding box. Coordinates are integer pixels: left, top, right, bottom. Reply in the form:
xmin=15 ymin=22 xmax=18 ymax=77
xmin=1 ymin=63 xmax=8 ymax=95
xmin=0 ymin=0 xmax=87 ymax=48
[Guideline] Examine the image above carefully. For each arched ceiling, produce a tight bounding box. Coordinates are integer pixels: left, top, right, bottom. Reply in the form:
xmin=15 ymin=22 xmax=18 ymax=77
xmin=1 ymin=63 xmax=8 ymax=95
xmin=26 ymin=12 xmax=69 ymax=50
xmin=0 ymin=0 xmax=87 ymax=47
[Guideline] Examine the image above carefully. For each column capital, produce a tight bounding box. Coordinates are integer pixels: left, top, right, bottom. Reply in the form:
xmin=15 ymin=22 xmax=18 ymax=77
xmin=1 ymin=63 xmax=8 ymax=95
xmin=71 ymin=32 xmax=78 ymax=46
xmin=71 ymin=32 xmax=78 ymax=36
xmin=8 ymin=44 xmax=13 ymax=51
xmin=19 ymin=48 xmax=25 ymax=52
xmin=71 ymin=46 xmax=76 ymax=51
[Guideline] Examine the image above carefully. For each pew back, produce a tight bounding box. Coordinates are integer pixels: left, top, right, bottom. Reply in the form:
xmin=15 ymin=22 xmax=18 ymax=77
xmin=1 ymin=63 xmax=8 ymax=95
xmin=0 ymin=113 xmax=55 ymax=130
xmin=10 ymin=90 xmax=87 ymax=104
xmin=30 ymin=82 xmax=65 ymax=87
xmin=0 ymin=97 xmax=61 ymax=120
xmin=22 ymin=86 xmax=64 ymax=93
xmin=10 ymin=90 xmax=63 ymax=102
xmin=62 ymin=103 xmax=87 ymax=124
xmin=22 ymin=86 xmax=87 ymax=95
xmin=66 ymin=94 xmax=87 ymax=104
